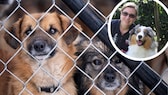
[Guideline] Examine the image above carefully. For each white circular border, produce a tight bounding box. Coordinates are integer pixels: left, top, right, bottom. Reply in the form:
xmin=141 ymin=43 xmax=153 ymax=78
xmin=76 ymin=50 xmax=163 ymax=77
xmin=108 ymin=0 xmax=168 ymax=61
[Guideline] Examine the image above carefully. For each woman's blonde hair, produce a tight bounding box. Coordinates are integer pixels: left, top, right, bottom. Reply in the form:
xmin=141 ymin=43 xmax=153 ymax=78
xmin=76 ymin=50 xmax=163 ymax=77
xmin=120 ymin=2 xmax=138 ymax=16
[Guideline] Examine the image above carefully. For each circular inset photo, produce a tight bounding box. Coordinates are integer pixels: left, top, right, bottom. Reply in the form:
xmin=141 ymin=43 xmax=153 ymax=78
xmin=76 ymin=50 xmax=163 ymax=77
xmin=108 ymin=0 xmax=168 ymax=61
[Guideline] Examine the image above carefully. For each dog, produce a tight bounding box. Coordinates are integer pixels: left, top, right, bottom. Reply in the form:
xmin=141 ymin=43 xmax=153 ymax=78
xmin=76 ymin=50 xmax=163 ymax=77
xmin=0 ymin=12 xmax=82 ymax=95
xmin=126 ymin=25 xmax=158 ymax=58
xmin=74 ymin=37 xmax=130 ymax=95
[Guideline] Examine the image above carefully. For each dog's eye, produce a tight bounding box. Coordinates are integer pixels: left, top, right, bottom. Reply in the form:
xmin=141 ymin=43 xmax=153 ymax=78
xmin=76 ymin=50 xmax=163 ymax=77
xmin=93 ymin=59 xmax=102 ymax=65
xmin=25 ymin=28 xmax=32 ymax=35
xmin=49 ymin=27 xmax=57 ymax=34
xmin=135 ymin=30 xmax=138 ymax=34
xmin=115 ymin=59 xmax=122 ymax=64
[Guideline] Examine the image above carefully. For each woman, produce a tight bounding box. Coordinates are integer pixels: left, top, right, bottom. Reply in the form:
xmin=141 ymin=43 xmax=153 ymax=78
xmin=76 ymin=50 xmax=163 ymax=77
xmin=111 ymin=2 xmax=138 ymax=53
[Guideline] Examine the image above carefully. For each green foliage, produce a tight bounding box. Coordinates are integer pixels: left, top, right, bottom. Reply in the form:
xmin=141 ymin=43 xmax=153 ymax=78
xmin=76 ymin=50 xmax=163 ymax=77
xmin=112 ymin=0 xmax=168 ymax=50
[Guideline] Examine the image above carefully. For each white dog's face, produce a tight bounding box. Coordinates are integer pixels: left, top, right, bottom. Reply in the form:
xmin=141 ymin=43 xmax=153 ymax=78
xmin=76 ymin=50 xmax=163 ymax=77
xmin=130 ymin=25 xmax=156 ymax=46
xmin=136 ymin=26 xmax=147 ymax=40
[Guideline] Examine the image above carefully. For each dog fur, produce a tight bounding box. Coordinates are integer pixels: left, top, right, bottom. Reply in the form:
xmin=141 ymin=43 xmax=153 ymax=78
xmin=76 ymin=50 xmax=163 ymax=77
xmin=126 ymin=25 xmax=158 ymax=58
xmin=74 ymin=37 xmax=130 ymax=95
xmin=0 ymin=12 xmax=82 ymax=95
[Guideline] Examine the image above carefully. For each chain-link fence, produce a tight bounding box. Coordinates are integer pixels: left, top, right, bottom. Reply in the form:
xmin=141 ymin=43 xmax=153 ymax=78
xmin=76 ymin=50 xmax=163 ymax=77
xmin=0 ymin=0 xmax=168 ymax=95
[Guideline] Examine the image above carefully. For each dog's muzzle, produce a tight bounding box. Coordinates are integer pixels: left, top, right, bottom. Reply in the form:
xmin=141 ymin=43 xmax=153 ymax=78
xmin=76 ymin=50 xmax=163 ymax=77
xmin=136 ymin=34 xmax=145 ymax=46
xmin=98 ymin=67 xmax=120 ymax=91
xmin=28 ymin=39 xmax=56 ymax=60
xmin=104 ymin=67 xmax=116 ymax=83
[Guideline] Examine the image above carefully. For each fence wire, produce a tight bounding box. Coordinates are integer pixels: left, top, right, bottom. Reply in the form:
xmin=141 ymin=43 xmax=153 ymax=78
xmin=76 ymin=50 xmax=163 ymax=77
xmin=0 ymin=0 xmax=168 ymax=95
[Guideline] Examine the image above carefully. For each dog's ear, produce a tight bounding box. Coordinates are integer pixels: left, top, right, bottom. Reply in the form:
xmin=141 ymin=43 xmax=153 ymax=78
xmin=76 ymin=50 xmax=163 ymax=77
xmin=146 ymin=27 xmax=156 ymax=37
xmin=127 ymin=24 xmax=140 ymax=45
xmin=74 ymin=34 xmax=90 ymax=56
xmin=4 ymin=18 xmax=22 ymax=49
xmin=129 ymin=24 xmax=140 ymax=35
xmin=146 ymin=27 xmax=158 ymax=49
xmin=135 ymin=24 xmax=140 ymax=28
xmin=59 ymin=15 xmax=82 ymax=45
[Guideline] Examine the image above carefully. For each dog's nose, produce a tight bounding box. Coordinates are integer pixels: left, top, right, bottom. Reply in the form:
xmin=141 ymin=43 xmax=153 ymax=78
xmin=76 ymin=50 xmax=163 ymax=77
xmin=104 ymin=68 xmax=116 ymax=82
xmin=138 ymin=35 xmax=142 ymax=39
xmin=33 ymin=40 xmax=46 ymax=52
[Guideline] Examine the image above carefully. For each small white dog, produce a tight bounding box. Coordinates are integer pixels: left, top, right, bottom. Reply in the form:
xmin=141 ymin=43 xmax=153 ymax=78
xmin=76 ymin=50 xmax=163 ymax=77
xmin=126 ymin=25 xmax=158 ymax=58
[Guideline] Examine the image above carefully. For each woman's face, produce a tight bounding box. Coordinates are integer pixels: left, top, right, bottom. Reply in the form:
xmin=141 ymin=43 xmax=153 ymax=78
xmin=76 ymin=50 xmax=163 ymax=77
xmin=120 ymin=7 xmax=137 ymax=27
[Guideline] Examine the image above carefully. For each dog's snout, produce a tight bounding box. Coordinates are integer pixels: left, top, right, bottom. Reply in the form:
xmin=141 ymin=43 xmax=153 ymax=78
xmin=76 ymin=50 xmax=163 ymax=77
xmin=104 ymin=73 xmax=116 ymax=82
xmin=138 ymin=35 xmax=142 ymax=39
xmin=33 ymin=40 xmax=46 ymax=52
xmin=104 ymin=68 xmax=116 ymax=82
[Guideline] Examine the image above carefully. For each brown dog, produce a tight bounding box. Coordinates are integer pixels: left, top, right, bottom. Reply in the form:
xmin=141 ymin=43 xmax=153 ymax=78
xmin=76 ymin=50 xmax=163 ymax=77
xmin=0 ymin=12 xmax=82 ymax=95
xmin=74 ymin=37 xmax=130 ymax=95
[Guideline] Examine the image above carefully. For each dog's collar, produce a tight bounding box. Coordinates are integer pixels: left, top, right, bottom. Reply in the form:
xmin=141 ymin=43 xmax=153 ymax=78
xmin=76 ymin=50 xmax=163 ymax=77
xmin=39 ymin=86 xmax=59 ymax=93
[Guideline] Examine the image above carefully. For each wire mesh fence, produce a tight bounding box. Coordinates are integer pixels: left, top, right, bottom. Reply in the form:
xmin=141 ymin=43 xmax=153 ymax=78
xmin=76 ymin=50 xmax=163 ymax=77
xmin=0 ymin=0 xmax=168 ymax=95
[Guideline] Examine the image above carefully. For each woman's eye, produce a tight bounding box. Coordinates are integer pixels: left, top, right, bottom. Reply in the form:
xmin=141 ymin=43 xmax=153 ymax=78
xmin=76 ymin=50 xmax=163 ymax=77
xmin=49 ymin=27 xmax=57 ymax=34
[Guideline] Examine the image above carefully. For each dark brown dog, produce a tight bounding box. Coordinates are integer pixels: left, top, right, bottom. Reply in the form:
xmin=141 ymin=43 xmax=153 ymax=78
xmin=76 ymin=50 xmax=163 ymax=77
xmin=0 ymin=12 xmax=82 ymax=95
xmin=74 ymin=38 xmax=130 ymax=95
